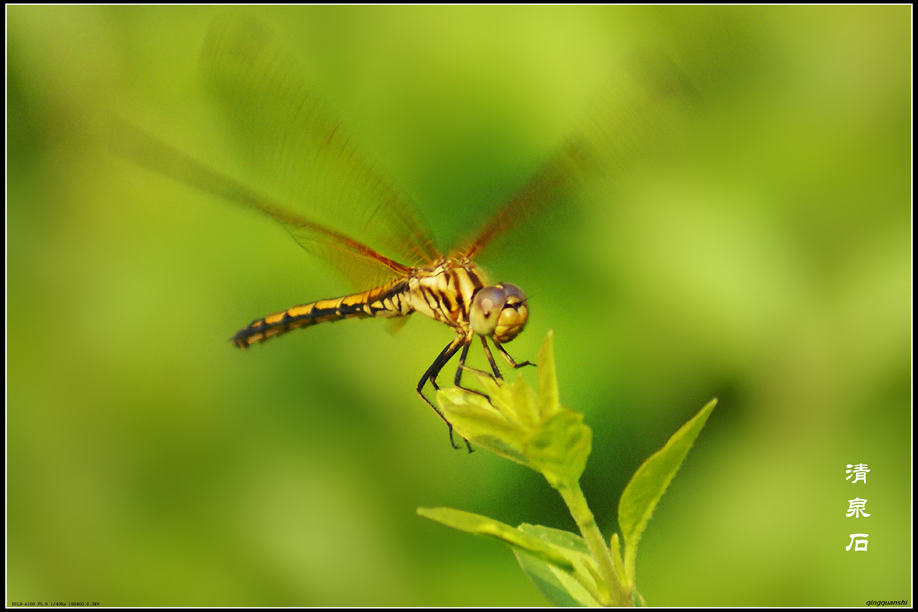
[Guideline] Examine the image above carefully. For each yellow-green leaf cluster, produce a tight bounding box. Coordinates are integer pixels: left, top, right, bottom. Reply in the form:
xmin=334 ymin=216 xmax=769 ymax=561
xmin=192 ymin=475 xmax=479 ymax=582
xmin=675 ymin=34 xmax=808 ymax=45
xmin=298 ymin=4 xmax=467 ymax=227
xmin=437 ymin=332 xmax=592 ymax=489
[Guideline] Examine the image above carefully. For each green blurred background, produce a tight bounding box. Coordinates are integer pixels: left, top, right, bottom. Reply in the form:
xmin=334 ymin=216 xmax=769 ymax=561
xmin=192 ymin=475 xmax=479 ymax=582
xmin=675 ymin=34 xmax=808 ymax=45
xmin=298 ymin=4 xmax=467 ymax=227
xmin=8 ymin=6 xmax=911 ymax=607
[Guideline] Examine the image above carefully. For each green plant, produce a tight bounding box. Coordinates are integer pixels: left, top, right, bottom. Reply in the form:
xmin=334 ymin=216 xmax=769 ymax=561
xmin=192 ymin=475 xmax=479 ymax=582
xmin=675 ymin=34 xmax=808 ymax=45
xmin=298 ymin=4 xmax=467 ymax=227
xmin=418 ymin=332 xmax=717 ymax=606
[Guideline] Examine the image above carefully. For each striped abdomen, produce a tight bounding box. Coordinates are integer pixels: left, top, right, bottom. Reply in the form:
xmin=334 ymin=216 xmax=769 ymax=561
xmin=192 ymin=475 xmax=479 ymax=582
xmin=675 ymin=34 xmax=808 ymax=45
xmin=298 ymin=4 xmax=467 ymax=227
xmin=233 ymin=279 xmax=411 ymax=349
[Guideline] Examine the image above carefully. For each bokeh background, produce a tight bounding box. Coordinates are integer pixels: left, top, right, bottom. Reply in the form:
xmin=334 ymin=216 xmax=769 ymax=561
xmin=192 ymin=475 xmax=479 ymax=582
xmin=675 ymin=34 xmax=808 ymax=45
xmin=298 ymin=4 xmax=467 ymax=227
xmin=8 ymin=6 xmax=911 ymax=607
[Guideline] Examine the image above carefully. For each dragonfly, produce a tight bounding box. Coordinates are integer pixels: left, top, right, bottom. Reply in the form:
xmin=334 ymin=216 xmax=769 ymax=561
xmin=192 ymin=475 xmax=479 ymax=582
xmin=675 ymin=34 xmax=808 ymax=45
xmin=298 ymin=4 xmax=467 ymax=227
xmin=112 ymin=18 xmax=683 ymax=448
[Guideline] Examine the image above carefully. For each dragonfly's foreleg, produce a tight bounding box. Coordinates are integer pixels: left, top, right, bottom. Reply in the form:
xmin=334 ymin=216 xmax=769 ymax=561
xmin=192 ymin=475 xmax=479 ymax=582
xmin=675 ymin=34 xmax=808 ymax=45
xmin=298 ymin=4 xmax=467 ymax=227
xmin=480 ymin=335 xmax=504 ymax=379
xmin=417 ymin=336 xmax=471 ymax=451
xmin=492 ymin=338 xmax=535 ymax=371
xmin=455 ymin=335 xmax=502 ymax=382
xmin=459 ymin=336 xmax=534 ymax=382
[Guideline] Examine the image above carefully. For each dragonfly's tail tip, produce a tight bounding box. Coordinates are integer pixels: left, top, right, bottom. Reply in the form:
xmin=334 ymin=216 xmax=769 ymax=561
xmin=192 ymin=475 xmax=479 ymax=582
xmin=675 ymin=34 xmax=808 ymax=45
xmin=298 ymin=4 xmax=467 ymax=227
xmin=228 ymin=335 xmax=248 ymax=350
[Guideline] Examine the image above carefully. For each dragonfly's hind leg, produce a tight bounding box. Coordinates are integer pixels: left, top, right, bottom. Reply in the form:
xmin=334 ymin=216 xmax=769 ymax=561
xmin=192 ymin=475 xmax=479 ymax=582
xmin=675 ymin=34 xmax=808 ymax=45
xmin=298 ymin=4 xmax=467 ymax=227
xmin=417 ymin=336 xmax=472 ymax=451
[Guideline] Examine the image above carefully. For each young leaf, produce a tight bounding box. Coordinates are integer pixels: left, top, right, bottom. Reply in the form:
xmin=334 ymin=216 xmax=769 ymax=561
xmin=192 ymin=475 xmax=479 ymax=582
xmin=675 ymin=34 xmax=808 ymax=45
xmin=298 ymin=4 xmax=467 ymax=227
xmin=524 ymin=410 xmax=593 ymax=489
xmin=518 ymin=523 xmax=592 ymax=556
xmin=416 ymin=507 xmax=575 ymax=572
xmin=513 ymin=524 xmax=602 ymax=607
xmin=514 ymin=548 xmax=601 ymax=607
xmin=618 ymin=398 xmax=717 ymax=584
xmin=436 ymin=387 xmax=529 ymax=466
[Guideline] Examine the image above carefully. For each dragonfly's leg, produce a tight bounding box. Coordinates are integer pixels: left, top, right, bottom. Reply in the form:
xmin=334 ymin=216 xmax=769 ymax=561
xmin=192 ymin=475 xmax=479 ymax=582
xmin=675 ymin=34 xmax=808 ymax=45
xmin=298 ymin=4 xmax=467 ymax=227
xmin=480 ymin=335 xmax=504 ymax=379
xmin=493 ymin=338 xmax=536 ymax=370
xmin=453 ymin=339 xmax=474 ymax=385
xmin=454 ymin=337 xmax=493 ymax=403
xmin=456 ymin=335 xmax=501 ymax=380
xmin=417 ymin=337 xmax=471 ymax=451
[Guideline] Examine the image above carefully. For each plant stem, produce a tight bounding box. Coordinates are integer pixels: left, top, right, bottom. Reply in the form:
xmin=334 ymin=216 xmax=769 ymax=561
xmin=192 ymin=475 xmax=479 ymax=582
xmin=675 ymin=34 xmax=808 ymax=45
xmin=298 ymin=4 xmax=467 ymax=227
xmin=558 ymin=483 xmax=631 ymax=607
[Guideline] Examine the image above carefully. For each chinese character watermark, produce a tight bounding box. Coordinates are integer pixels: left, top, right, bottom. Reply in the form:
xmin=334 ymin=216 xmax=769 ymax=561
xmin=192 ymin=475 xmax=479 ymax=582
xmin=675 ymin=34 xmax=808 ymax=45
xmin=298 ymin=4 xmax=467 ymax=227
xmin=846 ymin=533 xmax=868 ymax=551
xmin=846 ymin=464 xmax=869 ymax=484
xmin=846 ymin=498 xmax=870 ymax=518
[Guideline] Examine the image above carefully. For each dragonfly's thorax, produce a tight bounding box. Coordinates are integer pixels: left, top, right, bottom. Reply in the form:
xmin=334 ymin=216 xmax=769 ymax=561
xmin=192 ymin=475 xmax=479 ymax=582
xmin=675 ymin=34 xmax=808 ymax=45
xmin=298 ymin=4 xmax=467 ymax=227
xmin=407 ymin=258 xmax=488 ymax=333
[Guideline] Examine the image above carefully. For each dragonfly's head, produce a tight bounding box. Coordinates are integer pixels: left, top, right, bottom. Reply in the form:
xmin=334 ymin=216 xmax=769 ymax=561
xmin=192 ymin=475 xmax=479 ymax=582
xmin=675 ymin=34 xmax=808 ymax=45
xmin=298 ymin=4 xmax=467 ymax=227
xmin=470 ymin=283 xmax=529 ymax=343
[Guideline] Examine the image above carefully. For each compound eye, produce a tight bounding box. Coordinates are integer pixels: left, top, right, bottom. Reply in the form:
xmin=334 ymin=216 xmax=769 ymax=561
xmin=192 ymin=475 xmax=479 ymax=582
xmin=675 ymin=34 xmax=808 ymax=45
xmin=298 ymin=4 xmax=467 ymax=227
xmin=501 ymin=284 xmax=526 ymax=305
xmin=493 ymin=284 xmax=529 ymax=343
xmin=470 ymin=286 xmax=507 ymax=336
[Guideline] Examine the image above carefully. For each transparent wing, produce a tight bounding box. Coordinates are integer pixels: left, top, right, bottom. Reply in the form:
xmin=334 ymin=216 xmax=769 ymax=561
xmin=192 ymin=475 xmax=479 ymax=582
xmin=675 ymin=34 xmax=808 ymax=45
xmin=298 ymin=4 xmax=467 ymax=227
xmin=200 ymin=15 xmax=441 ymax=286
xmin=458 ymin=50 xmax=700 ymax=260
xmin=109 ymin=119 xmax=413 ymax=284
